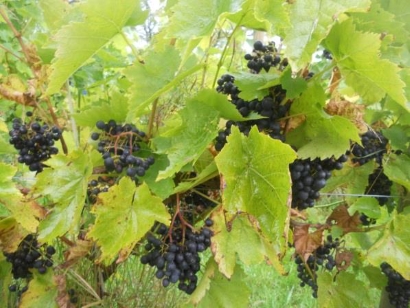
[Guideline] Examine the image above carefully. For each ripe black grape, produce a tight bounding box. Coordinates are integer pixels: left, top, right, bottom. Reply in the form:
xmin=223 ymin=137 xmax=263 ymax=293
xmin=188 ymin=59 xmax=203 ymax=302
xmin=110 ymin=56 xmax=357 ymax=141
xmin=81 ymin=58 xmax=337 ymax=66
xmin=9 ymin=117 xmax=62 ymax=173
xmin=91 ymin=120 xmax=155 ymax=180
xmin=141 ymin=218 xmax=213 ymax=294
xmin=381 ymin=262 xmax=410 ymax=308
xmin=351 ymin=131 xmax=388 ymax=166
xmin=290 ymin=155 xmax=347 ymax=210
xmin=295 ymin=235 xmax=340 ymax=298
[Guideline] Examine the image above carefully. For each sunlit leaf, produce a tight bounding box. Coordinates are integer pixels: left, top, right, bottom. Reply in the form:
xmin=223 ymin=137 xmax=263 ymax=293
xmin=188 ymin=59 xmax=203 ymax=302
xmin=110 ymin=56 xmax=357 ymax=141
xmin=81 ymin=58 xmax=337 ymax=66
xmin=215 ymin=126 xmax=296 ymax=245
xmin=46 ymin=0 xmax=146 ymax=94
xmin=88 ymin=178 xmax=170 ymax=263
xmin=20 ymin=271 xmax=58 ymax=308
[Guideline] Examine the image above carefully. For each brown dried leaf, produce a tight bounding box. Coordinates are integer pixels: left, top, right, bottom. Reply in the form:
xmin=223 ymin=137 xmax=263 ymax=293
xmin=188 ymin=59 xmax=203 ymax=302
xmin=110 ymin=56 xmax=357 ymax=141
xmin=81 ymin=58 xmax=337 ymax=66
xmin=293 ymin=224 xmax=324 ymax=261
xmin=326 ymin=205 xmax=361 ymax=234
xmin=326 ymin=99 xmax=367 ymax=132
xmin=290 ymin=208 xmax=307 ymax=220
xmin=328 ymin=66 xmax=341 ymax=94
xmin=54 ymin=274 xmax=76 ymax=308
xmin=62 ymin=239 xmax=92 ymax=268
xmin=335 ymin=248 xmax=353 ymax=271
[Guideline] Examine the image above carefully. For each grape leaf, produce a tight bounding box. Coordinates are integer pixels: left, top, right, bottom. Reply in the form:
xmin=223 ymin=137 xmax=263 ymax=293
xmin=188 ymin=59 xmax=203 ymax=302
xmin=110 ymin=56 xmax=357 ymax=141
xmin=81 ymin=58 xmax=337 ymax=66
xmin=124 ymin=45 xmax=182 ymax=118
xmin=153 ymin=91 xmax=220 ymax=180
xmin=215 ymin=126 xmax=296 ymax=245
xmin=166 ymin=0 xmax=245 ymax=40
xmin=0 ymin=217 xmax=27 ymax=252
xmin=39 ymin=0 xmax=70 ymax=32
xmin=34 ymin=151 xmax=92 ymax=242
xmin=348 ymin=197 xmax=380 ymax=220
xmin=283 ymin=0 xmax=370 ymax=72
xmin=46 ymin=0 xmax=146 ymax=95
xmin=317 ymin=271 xmax=372 ymax=308
xmin=287 ymin=112 xmax=359 ymax=159
xmin=200 ymin=90 xmax=248 ymax=121
xmin=232 ymin=71 xmax=279 ymax=101
xmin=210 ymin=207 xmax=284 ymax=278
xmin=280 ymin=68 xmax=307 ymax=99
xmin=189 ymin=258 xmax=250 ymax=308
xmin=20 ymin=271 xmax=58 ymax=308
xmin=88 ymin=178 xmax=170 ymax=264
xmin=384 ymin=153 xmax=410 ymax=191
xmin=0 ymin=134 xmax=15 ymax=154
xmin=367 ymin=211 xmax=410 ymax=280
xmin=73 ymin=90 xmax=128 ymax=127
xmin=324 ymin=19 xmax=406 ymax=106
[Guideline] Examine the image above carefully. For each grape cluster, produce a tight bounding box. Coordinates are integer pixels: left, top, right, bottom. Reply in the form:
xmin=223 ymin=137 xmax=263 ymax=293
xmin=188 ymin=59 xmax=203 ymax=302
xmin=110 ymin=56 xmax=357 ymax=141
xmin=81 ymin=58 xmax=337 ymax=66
xmin=322 ymin=49 xmax=333 ymax=60
xmin=351 ymin=131 xmax=388 ymax=166
xmin=381 ymin=262 xmax=410 ymax=308
xmin=140 ymin=218 xmax=213 ymax=294
xmin=8 ymin=113 xmax=62 ymax=172
xmin=215 ymin=74 xmax=289 ymax=150
xmin=87 ymin=176 xmax=116 ymax=203
xmin=290 ymin=155 xmax=347 ymax=210
xmin=244 ymin=41 xmax=285 ymax=73
xmin=295 ymin=235 xmax=340 ymax=298
xmin=92 ymin=120 xmax=155 ymax=180
xmin=5 ymin=234 xmax=55 ymax=292
xmin=365 ymin=166 xmax=393 ymax=206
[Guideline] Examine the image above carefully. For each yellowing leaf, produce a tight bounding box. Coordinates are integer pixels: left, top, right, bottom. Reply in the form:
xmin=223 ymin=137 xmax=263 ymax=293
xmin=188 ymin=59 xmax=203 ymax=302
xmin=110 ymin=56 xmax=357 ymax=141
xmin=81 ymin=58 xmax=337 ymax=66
xmin=88 ymin=178 xmax=170 ymax=264
xmin=20 ymin=271 xmax=58 ymax=308
xmin=46 ymin=0 xmax=146 ymax=94
xmin=211 ymin=207 xmax=284 ymax=278
xmin=215 ymin=126 xmax=296 ymax=246
xmin=34 ymin=151 xmax=92 ymax=242
xmin=324 ymin=19 xmax=406 ymax=105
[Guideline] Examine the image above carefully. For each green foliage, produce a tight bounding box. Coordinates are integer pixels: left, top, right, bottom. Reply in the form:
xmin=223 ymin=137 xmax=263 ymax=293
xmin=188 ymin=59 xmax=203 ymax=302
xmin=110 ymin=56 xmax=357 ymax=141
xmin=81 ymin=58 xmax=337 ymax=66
xmin=88 ymin=178 xmax=170 ymax=263
xmin=215 ymin=126 xmax=296 ymax=245
xmin=46 ymin=0 xmax=146 ymax=94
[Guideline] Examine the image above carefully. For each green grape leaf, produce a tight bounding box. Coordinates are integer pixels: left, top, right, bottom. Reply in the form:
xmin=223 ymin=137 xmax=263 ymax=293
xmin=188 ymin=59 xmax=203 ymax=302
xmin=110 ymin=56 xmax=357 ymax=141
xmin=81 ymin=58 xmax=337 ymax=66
xmin=174 ymin=161 xmax=218 ymax=194
xmin=20 ymin=271 xmax=58 ymax=308
xmin=46 ymin=0 xmax=145 ymax=95
xmin=73 ymin=91 xmax=128 ymax=127
xmin=153 ymin=91 xmax=220 ymax=180
xmin=190 ymin=258 xmax=250 ymax=308
xmin=0 ymin=257 xmax=12 ymax=306
xmin=324 ymin=19 xmax=406 ymax=105
xmin=215 ymin=126 xmax=296 ymax=245
xmin=323 ymin=162 xmax=375 ymax=196
xmin=348 ymin=197 xmax=380 ymax=219
xmin=287 ymin=113 xmax=359 ymax=159
xmin=367 ymin=211 xmax=410 ymax=280
xmin=124 ymin=45 xmax=182 ymax=118
xmin=280 ymin=68 xmax=308 ymax=99
xmin=232 ymin=71 xmax=279 ymax=101
xmin=317 ymin=271 xmax=372 ymax=308
xmin=283 ymin=0 xmax=370 ymax=72
xmin=34 ymin=151 xmax=92 ymax=242
xmin=382 ymin=126 xmax=410 ymax=151
xmin=384 ymin=154 xmax=410 ymax=191
xmin=210 ymin=207 xmax=284 ymax=278
xmin=0 ymin=134 xmax=15 ymax=154
xmin=201 ymin=90 xmax=247 ymax=121
xmin=166 ymin=0 xmax=245 ymax=39
xmin=88 ymin=179 xmax=169 ymax=264
xmin=39 ymin=0 xmax=70 ymax=31
xmin=0 ymin=162 xmax=19 ymax=198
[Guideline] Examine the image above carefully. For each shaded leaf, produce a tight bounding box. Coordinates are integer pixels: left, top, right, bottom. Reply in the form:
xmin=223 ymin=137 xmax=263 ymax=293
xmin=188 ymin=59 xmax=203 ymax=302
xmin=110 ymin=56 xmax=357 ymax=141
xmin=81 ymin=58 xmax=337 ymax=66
xmin=34 ymin=151 xmax=93 ymax=242
xmin=46 ymin=0 xmax=145 ymax=94
xmin=88 ymin=178 xmax=170 ymax=264
xmin=367 ymin=211 xmax=410 ymax=280
xmin=384 ymin=153 xmax=410 ymax=191
xmin=215 ymin=126 xmax=296 ymax=246
xmin=153 ymin=91 xmax=220 ymax=180
xmin=0 ymin=217 xmax=27 ymax=252
xmin=317 ymin=271 xmax=372 ymax=308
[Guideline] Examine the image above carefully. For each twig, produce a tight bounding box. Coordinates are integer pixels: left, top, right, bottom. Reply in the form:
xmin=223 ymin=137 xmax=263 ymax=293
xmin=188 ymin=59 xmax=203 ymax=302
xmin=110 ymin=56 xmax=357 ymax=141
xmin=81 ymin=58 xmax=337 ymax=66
xmin=147 ymin=98 xmax=159 ymax=139
xmin=0 ymin=43 xmax=24 ymax=61
xmin=44 ymin=96 xmax=68 ymax=154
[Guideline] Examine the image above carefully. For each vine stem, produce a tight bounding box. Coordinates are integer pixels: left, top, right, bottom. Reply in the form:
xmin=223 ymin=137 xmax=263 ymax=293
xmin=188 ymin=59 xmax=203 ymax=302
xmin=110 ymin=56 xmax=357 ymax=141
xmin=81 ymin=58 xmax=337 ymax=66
xmin=120 ymin=30 xmax=143 ymax=62
xmin=44 ymin=96 xmax=68 ymax=154
xmin=147 ymin=98 xmax=159 ymax=139
xmin=66 ymin=80 xmax=80 ymax=148
xmin=0 ymin=43 xmax=24 ymax=61
xmin=0 ymin=6 xmax=37 ymax=75
xmin=211 ymin=15 xmax=245 ymax=89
